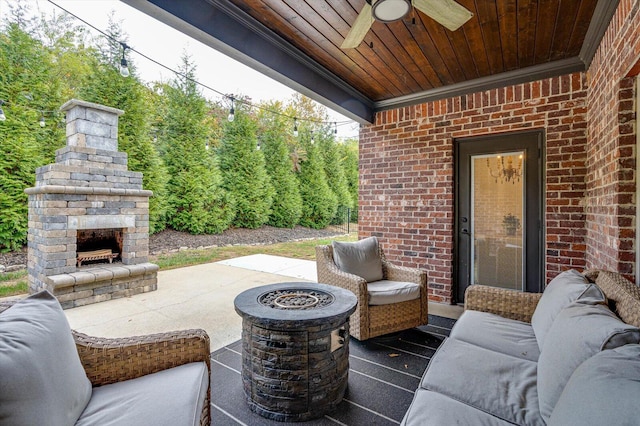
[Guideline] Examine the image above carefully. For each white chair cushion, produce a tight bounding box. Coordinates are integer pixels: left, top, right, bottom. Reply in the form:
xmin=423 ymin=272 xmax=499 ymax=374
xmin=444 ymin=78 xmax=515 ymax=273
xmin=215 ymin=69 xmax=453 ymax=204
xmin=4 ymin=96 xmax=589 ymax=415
xmin=367 ymin=280 xmax=420 ymax=305
xmin=0 ymin=291 xmax=92 ymax=426
xmin=76 ymin=362 xmax=208 ymax=426
xmin=332 ymin=236 xmax=384 ymax=283
xmin=537 ymin=301 xmax=640 ymax=422
xmin=531 ymin=269 xmax=605 ymax=349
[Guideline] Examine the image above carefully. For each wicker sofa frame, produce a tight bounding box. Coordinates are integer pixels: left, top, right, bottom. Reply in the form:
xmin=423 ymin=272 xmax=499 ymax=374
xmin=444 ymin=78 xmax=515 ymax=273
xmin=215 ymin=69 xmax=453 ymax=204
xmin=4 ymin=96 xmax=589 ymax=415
xmin=316 ymin=244 xmax=428 ymax=340
xmin=464 ymin=269 xmax=640 ymax=327
xmin=0 ymin=300 xmax=211 ymax=426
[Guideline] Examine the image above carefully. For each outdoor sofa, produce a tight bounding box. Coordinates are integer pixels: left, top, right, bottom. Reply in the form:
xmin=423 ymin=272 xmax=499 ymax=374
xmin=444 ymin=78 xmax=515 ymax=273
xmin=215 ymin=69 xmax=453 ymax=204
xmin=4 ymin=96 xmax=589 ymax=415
xmin=401 ymin=269 xmax=640 ymax=425
xmin=0 ymin=290 xmax=211 ymax=426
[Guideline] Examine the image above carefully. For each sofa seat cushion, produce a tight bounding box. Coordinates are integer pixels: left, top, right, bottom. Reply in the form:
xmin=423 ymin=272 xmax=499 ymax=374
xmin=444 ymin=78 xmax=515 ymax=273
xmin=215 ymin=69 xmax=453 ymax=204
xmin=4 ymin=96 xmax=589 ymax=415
xmin=531 ymin=269 xmax=605 ymax=350
xmin=367 ymin=280 xmax=421 ymax=305
xmin=332 ymin=236 xmax=383 ymax=282
xmin=76 ymin=362 xmax=208 ymax=426
xmin=537 ymin=302 xmax=640 ymax=422
xmin=401 ymin=389 xmax=515 ymax=426
xmin=548 ymin=344 xmax=640 ymax=426
xmin=0 ymin=291 xmax=92 ymax=426
xmin=420 ymin=338 xmax=544 ymax=426
xmin=450 ymin=310 xmax=539 ymax=361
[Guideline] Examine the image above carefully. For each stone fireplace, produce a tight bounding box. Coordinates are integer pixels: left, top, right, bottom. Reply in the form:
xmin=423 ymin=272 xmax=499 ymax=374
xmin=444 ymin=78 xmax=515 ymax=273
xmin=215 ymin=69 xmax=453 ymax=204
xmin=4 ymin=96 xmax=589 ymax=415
xmin=26 ymin=99 xmax=158 ymax=308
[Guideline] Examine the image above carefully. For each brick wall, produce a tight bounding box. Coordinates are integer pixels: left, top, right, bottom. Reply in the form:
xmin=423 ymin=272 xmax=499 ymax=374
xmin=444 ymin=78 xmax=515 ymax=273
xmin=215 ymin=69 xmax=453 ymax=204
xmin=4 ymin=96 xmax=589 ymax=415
xmin=360 ymin=73 xmax=589 ymax=303
xmin=584 ymin=0 xmax=639 ymax=278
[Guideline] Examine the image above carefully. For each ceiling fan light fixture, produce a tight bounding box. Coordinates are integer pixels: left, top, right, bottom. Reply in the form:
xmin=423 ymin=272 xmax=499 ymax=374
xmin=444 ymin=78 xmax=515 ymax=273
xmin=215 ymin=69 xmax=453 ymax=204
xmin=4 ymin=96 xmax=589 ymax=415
xmin=371 ymin=0 xmax=411 ymax=23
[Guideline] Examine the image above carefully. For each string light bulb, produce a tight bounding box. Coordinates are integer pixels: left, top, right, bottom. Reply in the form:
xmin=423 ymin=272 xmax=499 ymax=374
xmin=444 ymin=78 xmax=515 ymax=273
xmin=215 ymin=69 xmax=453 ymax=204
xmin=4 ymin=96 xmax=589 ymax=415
xmin=334 ymin=122 xmax=338 ymax=134
xmin=36 ymin=2 xmax=357 ymax=137
xmin=0 ymin=100 xmax=6 ymax=121
xmin=39 ymin=113 xmax=46 ymax=127
xmin=119 ymin=43 xmax=130 ymax=78
xmin=293 ymin=117 xmax=298 ymax=137
xmin=227 ymin=97 xmax=235 ymax=122
xmin=310 ymin=130 xmax=315 ymax=144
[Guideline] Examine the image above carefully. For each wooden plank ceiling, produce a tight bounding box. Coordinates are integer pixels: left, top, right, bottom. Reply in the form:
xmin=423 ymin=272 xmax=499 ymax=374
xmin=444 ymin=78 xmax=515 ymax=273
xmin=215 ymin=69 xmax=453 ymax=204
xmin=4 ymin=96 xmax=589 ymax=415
xmin=123 ymin=0 xmax=615 ymax=122
xmin=227 ymin=0 xmax=598 ymax=102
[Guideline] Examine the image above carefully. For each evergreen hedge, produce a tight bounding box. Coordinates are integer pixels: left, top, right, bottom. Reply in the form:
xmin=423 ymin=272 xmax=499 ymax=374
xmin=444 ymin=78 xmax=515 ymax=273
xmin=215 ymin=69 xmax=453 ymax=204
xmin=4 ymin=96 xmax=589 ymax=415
xmin=219 ymin=105 xmax=273 ymax=229
xmin=259 ymin=109 xmax=302 ymax=228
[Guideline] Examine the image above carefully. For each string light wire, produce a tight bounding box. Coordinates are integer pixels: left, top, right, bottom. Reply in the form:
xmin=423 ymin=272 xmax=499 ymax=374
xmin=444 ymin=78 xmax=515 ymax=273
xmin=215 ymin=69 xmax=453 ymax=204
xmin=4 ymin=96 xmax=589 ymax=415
xmin=45 ymin=0 xmax=355 ymax=132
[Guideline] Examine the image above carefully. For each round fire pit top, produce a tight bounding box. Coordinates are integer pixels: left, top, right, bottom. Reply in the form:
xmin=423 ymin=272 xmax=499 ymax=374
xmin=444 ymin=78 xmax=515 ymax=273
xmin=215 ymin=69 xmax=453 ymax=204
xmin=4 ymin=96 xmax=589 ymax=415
xmin=259 ymin=288 xmax=334 ymax=310
xmin=234 ymin=282 xmax=357 ymax=328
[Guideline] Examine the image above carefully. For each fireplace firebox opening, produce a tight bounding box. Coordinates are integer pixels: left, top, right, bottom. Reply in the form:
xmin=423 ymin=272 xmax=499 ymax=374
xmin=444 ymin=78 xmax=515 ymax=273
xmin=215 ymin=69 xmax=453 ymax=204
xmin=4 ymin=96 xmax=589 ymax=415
xmin=76 ymin=228 xmax=123 ymax=267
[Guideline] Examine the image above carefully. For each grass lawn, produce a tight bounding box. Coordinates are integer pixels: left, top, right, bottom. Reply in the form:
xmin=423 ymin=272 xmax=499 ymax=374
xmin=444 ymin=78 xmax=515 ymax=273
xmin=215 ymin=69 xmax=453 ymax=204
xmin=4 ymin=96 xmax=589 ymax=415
xmin=0 ymin=234 xmax=357 ymax=298
xmin=153 ymin=234 xmax=356 ymax=269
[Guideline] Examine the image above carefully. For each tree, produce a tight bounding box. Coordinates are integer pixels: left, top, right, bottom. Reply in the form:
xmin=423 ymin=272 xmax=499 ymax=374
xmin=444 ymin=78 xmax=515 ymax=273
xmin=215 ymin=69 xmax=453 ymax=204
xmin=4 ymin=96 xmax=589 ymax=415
xmin=0 ymin=21 xmax=65 ymax=250
xmin=258 ymin=102 xmax=302 ymax=228
xmin=79 ymin=18 xmax=169 ymax=233
xmin=316 ymin=127 xmax=352 ymax=225
xmin=218 ymin=100 xmax=273 ymax=228
xmin=161 ymin=53 xmax=234 ymax=233
xmin=296 ymin=128 xmax=337 ymax=229
xmin=340 ymin=138 xmax=359 ymax=221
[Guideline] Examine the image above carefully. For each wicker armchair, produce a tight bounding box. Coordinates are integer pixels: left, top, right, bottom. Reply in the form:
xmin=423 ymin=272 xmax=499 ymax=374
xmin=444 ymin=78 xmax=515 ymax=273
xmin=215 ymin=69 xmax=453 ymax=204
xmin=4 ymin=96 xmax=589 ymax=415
xmin=316 ymin=243 xmax=428 ymax=340
xmin=0 ymin=300 xmax=211 ymax=426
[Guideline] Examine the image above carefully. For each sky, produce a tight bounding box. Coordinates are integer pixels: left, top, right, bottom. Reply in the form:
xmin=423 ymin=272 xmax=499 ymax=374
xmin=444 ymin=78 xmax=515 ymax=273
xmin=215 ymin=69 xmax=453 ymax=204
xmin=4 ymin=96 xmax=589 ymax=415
xmin=1 ymin=0 xmax=360 ymax=138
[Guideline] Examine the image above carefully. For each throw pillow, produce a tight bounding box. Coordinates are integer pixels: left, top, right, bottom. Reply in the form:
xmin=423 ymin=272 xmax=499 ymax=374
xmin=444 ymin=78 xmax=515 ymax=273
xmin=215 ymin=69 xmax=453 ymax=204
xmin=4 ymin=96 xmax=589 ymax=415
xmin=548 ymin=344 xmax=640 ymax=426
xmin=0 ymin=291 xmax=92 ymax=426
xmin=537 ymin=301 xmax=640 ymax=422
xmin=332 ymin=236 xmax=384 ymax=282
xmin=531 ymin=269 xmax=604 ymax=349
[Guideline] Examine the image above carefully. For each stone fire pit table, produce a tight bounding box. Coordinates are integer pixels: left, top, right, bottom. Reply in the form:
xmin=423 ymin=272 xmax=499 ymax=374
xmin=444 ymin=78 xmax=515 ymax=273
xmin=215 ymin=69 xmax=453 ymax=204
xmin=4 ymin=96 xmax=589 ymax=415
xmin=234 ymin=282 xmax=357 ymax=422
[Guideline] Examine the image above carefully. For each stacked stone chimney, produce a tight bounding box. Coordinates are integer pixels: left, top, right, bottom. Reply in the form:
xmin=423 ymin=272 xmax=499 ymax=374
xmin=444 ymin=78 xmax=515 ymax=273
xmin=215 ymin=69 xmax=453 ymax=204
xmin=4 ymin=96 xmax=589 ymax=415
xmin=26 ymin=99 xmax=158 ymax=308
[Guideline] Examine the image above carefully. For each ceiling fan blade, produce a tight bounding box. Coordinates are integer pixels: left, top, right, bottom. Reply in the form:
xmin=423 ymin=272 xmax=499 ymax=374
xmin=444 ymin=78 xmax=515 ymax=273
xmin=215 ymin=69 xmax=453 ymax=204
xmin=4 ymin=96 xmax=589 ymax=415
xmin=413 ymin=0 xmax=473 ymax=31
xmin=341 ymin=3 xmax=374 ymax=49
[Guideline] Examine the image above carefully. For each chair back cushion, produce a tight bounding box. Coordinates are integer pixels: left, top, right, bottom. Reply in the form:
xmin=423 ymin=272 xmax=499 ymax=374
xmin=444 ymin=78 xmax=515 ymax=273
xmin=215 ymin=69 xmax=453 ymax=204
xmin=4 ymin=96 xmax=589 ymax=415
xmin=531 ymin=269 xmax=604 ymax=349
xmin=548 ymin=344 xmax=640 ymax=426
xmin=0 ymin=290 xmax=92 ymax=426
xmin=537 ymin=301 xmax=640 ymax=422
xmin=332 ymin=236 xmax=384 ymax=282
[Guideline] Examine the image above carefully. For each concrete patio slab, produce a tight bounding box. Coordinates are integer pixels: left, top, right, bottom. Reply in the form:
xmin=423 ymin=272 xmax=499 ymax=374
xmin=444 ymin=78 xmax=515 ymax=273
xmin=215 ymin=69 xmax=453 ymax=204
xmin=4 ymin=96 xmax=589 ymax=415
xmin=64 ymin=258 xmax=316 ymax=351
xmin=61 ymin=255 xmax=460 ymax=351
xmin=217 ymin=254 xmax=317 ymax=281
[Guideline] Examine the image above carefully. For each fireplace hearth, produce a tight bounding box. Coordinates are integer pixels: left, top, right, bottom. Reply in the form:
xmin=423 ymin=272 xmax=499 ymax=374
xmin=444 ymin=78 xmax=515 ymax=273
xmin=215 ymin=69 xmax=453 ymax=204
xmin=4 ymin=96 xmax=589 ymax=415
xmin=26 ymin=99 xmax=158 ymax=308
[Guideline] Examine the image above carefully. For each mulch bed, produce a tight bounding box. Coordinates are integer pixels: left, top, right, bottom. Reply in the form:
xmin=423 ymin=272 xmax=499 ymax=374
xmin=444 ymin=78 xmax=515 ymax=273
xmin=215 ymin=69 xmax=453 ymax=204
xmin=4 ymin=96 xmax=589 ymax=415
xmin=0 ymin=225 xmax=347 ymax=269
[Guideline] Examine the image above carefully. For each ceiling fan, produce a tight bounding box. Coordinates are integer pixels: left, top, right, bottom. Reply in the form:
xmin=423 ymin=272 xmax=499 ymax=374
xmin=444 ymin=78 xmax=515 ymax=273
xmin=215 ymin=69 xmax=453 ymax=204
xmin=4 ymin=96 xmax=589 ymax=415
xmin=341 ymin=0 xmax=474 ymax=49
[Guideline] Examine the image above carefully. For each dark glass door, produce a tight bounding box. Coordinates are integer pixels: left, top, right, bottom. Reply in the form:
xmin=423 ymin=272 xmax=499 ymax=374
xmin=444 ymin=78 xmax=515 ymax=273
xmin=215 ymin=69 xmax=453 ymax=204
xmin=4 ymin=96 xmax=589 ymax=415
xmin=455 ymin=131 xmax=543 ymax=303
